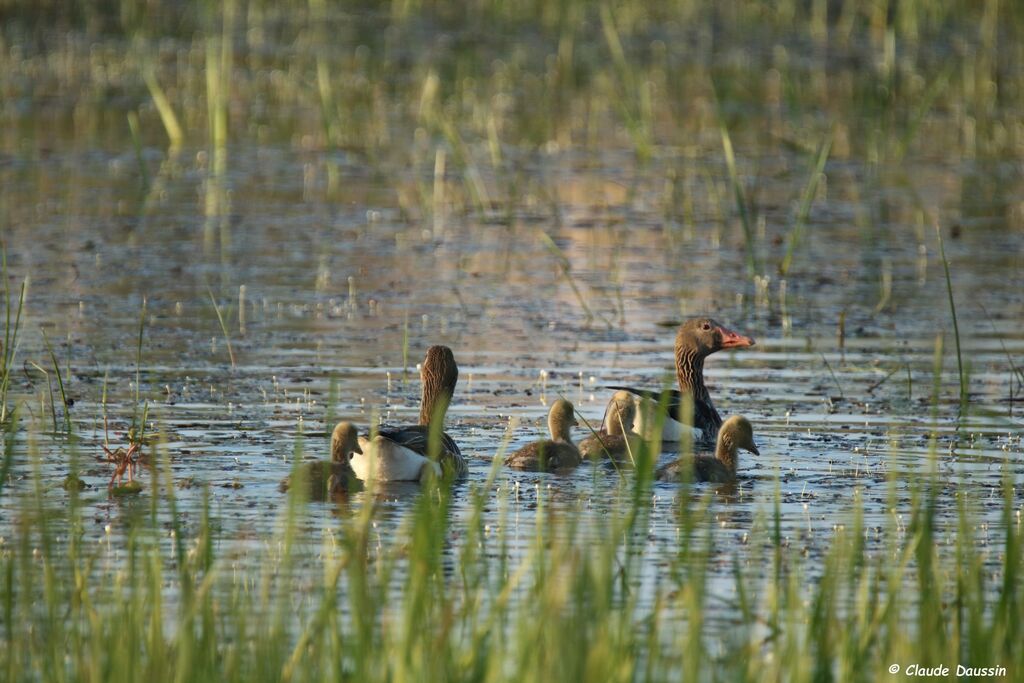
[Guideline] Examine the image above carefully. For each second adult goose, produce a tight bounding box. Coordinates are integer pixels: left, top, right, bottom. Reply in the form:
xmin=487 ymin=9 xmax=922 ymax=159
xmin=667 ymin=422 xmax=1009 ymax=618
xmin=505 ymin=399 xmax=581 ymax=472
xmin=353 ymin=345 xmax=466 ymax=482
xmin=656 ymin=415 xmax=759 ymax=483
xmin=608 ymin=317 xmax=754 ymax=443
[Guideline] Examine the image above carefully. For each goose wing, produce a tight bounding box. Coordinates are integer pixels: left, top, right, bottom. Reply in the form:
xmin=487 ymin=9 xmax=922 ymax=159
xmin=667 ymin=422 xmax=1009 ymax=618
xmin=378 ymin=425 xmax=461 ymax=457
xmin=606 ymin=385 xmax=721 ymax=439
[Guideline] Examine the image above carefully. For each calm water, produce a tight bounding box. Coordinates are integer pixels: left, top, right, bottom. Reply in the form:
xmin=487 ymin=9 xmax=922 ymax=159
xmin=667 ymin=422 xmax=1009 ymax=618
xmin=1 ymin=14 xmax=1023 ymax=639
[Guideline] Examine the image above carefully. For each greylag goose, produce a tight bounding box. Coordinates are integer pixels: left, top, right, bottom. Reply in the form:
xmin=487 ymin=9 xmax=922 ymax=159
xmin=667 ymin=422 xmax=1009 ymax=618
xmin=607 ymin=317 xmax=754 ymax=443
xmin=280 ymin=421 xmax=363 ymax=498
xmin=579 ymin=390 xmax=643 ymax=462
xmin=505 ymin=398 xmax=581 ymax=472
xmin=353 ymin=345 xmax=465 ymax=482
xmin=656 ymin=415 xmax=759 ymax=483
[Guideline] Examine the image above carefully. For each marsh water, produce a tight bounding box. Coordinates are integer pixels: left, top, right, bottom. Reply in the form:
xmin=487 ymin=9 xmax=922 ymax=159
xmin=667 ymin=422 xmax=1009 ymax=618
xmin=1 ymin=5 xmax=1023 ymax=646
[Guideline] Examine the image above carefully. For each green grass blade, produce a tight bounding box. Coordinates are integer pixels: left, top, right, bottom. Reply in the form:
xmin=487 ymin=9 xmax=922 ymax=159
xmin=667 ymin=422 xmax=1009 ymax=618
xmin=780 ymin=130 xmax=834 ymax=276
xmin=207 ymin=288 xmax=236 ymax=369
xmin=717 ymin=114 xmax=758 ymax=276
xmin=935 ymin=223 xmax=966 ymax=412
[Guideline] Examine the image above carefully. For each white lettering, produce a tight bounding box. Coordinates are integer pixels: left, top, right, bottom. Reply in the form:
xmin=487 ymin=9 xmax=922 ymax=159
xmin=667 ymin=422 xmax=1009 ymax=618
xmin=906 ymin=664 xmax=950 ymax=676
xmin=956 ymin=665 xmax=1007 ymax=677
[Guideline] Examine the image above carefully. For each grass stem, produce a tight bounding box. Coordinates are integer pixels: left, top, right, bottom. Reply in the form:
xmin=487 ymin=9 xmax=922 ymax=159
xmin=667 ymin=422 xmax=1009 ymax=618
xmin=207 ymin=289 xmax=236 ymax=369
xmin=935 ymin=223 xmax=966 ymax=412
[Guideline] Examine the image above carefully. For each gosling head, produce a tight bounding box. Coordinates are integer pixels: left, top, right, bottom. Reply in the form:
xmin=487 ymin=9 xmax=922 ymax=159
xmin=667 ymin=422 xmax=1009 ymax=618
xmin=716 ymin=415 xmax=759 ymax=468
xmin=604 ymin=390 xmax=637 ymax=436
xmin=420 ymin=345 xmax=459 ymax=424
xmin=548 ymin=398 xmax=578 ymax=443
xmin=330 ymin=421 xmax=363 ymax=463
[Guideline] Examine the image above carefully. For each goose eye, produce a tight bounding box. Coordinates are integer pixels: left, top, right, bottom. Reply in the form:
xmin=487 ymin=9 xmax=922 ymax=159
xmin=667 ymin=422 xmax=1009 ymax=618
xmin=701 ymin=322 xmax=711 ymax=331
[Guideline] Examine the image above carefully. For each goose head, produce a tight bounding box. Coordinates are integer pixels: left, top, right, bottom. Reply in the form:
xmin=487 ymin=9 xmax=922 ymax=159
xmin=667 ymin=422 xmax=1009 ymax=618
xmin=676 ymin=317 xmax=756 ymax=358
xmin=330 ymin=421 xmax=363 ymax=464
xmin=548 ymin=398 xmax=578 ymax=443
xmin=603 ymin=390 xmax=637 ymax=436
xmin=715 ymin=415 xmax=759 ymax=475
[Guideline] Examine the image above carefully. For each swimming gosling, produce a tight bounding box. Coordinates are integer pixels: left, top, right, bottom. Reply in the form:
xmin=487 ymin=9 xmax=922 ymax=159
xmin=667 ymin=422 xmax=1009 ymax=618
xmin=505 ymin=398 xmax=581 ymax=472
xmin=656 ymin=415 xmax=759 ymax=483
xmin=280 ymin=421 xmax=363 ymax=498
xmin=579 ymin=390 xmax=642 ymax=462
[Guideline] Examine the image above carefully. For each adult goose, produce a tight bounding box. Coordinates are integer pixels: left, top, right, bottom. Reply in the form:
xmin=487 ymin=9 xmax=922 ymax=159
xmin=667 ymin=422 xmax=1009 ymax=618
xmin=579 ymin=390 xmax=643 ymax=462
xmin=656 ymin=415 xmax=759 ymax=484
xmin=505 ymin=398 xmax=581 ymax=472
xmin=607 ymin=317 xmax=754 ymax=443
xmin=352 ymin=345 xmax=466 ymax=482
xmin=280 ymin=421 xmax=363 ymax=498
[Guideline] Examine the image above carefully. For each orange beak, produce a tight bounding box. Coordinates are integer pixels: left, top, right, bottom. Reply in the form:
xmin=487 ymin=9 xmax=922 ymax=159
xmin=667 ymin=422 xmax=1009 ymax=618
xmin=719 ymin=324 xmax=755 ymax=349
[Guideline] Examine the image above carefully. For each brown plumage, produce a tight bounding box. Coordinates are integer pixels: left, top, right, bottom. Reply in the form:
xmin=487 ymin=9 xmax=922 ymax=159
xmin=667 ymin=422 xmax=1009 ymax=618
xmin=280 ymin=421 xmax=363 ymax=498
xmin=367 ymin=345 xmax=466 ymax=478
xmin=419 ymin=345 xmax=458 ymax=426
xmin=505 ymin=399 xmax=581 ymax=472
xmin=656 ymin=415 xmax=759 ymax=483
xmin=607 ymin=317 xmax=755 ymax=443
xmin=580 ymin=391 xmax=642 ymax=462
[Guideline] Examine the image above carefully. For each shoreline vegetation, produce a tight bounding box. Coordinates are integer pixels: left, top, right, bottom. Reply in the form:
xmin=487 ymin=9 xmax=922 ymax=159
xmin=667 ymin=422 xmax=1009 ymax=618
xmin=1 ymin=409 xmax=1021 ymax=681
xmin=3 ymin=1 xmax=1022 ymax=186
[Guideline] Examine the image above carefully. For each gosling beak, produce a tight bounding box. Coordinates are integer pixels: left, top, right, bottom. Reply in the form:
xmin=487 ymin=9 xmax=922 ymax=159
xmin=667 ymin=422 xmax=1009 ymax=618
xmin=748 ymin=442 xmax=760 ymax=456
xmin=353 ymin=443 xmax=363 ymax=455
xmin=719 ymin=324 xmax=756 ymax=349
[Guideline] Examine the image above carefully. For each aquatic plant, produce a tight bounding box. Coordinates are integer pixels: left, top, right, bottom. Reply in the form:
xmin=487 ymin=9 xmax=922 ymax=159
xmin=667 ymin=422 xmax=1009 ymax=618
xmin=0 ymin=247 xmax=26 ymax=428
xmin=207 ymin=288 xmax=237 ymax=370
xmin=935 ymin=223 xmax=967 ymax=413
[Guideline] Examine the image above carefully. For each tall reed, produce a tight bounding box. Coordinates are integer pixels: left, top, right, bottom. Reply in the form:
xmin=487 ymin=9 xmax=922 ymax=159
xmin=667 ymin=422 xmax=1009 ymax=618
xmin=0 ymin=246 xmax=26 ymax=426
xmin=935 ymin=223 xmax=967 ymax=412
